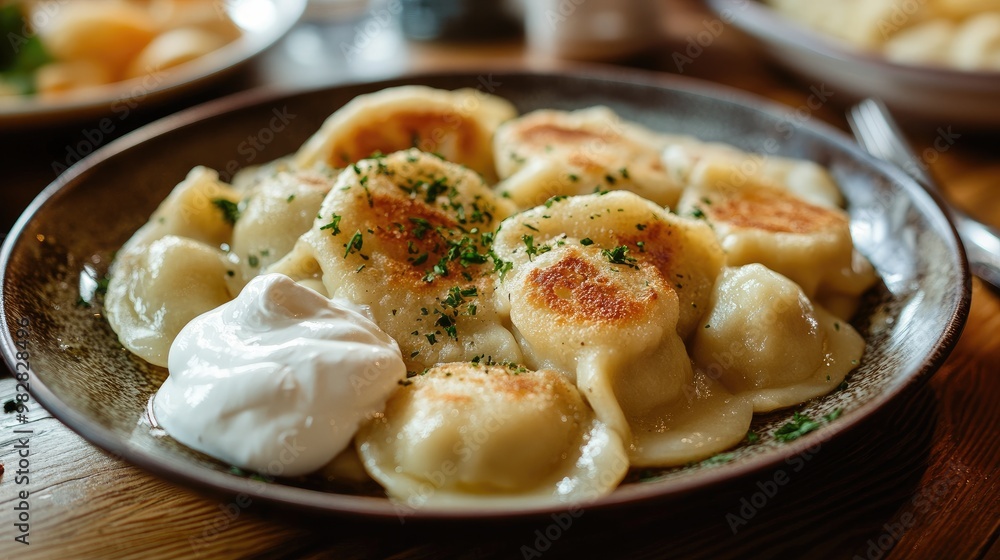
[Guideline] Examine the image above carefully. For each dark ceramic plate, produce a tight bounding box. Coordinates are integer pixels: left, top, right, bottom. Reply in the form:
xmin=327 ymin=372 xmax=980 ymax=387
xmin=0 ymin=70 xmax=970 ymax=520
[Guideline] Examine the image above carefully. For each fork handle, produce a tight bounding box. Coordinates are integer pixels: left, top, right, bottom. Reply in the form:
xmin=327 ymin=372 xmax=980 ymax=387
xmin=847 ymin=98 xmax=1000 ymax=291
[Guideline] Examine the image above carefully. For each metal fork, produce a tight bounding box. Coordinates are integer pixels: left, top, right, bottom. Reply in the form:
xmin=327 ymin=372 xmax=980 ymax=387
xmin=847 ymin=98 xmax=1000 ymax=291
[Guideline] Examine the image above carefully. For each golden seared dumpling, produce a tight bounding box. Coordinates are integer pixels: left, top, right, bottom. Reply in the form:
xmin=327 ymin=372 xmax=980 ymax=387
xmin=491 ymin=192 xmax=749 ymax=466
xmin=494 ymin=242 xmax=751 ymax=467
xmin=492 ymin=191 xmax=724 ymax=338
xmin=676 ymin=174 xmax=876 ymax=317
xmin=691 ymin=265 xmax=865 ymax=412
xmin=493 ymin=107 xmax=684 ymax=209
xmin=230 ymin=170 xmax=333 ymax=285
xmin=356 ymin=363 xmax=629 ymax=508
xmin=661 ymin=137 xmax=844 ymax=208
xmin=499 ymin=243 xmax=680 ymax=383
xmin=106 ymin=167 xmax=242 ymax=365
xmin=294 ymin=86 xmax=516 ymax=181
xmin=106 ymin=235 xmax=234 ymax=367
xmin=270 ymin=149 xmax=520 ymax=370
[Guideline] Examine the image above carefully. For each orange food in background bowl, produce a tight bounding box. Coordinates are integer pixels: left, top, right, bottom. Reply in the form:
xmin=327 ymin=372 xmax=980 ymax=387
xmin=2 ymin=0 xmax=240 ymax=98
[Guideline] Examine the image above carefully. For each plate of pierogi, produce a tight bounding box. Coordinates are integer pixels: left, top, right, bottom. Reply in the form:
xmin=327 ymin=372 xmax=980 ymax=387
xmin=708 ymin=0 xmax=1000 ymax=126
xmin=0 ymin=70 xmax=970 ymax=518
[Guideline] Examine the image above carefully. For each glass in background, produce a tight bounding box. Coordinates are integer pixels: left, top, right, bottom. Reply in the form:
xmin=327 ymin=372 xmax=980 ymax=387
xmin=525 ymin=0 xmax=663 ymax=61
xmin=398 ymin=0 xmax=522 ymax=42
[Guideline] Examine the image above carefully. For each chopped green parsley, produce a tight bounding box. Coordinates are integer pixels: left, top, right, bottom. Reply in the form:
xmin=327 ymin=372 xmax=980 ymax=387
xmin=212 ymin=199 xmax=241 ymax=225
xmin=319 ymin=214 xmax=343 ymax=235
xmin=343 ymin=231 xmax=363 ymax=258
xmin=774 ymin=412 xmax=822 ymax=442
xmin=601 ymin=245 xmax=637 ymax=268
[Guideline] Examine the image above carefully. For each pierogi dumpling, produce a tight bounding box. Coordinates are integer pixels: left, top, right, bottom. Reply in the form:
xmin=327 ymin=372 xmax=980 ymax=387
xmin=356 ymin=363 xmax=629 ymax=507
xmin=270 ymin=150 xmax=520 ymax=370
xmin=493 ymin=191 xmax=724 ymax=338
xmin=676 ymin=174 xmax=876 ymax=317
xmin=495 ymin=243 xmax=751 ymax=466
xmin=106 ymin=235 xmax=234 ymax=367
xmin=105 ymin=167 xmax=241 ymax=366
xmin=661 ymin=138 xmax=844 ymax=208
xmin=230 ymin=170 xmax=334 ymax=286
xmin=294 ymin=86 xmax=516 ymax=181
xmin=691 ymin=265 xmax=865 ymax=412
xmin=493 ymin=107 xmax=684 ymax=209
xmin=492 ymin=192 xmax=750 ymax=466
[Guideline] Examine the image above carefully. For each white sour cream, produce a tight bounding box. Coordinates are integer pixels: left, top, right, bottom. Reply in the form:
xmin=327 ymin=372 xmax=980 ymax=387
xmin=152 ymin=273 xmax=405 ymax=477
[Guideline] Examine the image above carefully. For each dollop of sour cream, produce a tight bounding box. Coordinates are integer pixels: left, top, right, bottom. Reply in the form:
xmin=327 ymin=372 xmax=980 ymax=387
xmin=152 ymin=273 xmax=405 ymax=477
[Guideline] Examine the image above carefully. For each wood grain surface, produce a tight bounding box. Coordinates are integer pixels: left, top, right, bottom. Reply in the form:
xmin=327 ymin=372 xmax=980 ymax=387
xmin=1 ymin=1 xmax=998 ymax=558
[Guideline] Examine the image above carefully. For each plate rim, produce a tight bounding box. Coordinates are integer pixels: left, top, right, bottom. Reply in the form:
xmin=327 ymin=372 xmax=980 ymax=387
xmin=0 ymin=67 xmax=972 ymax=520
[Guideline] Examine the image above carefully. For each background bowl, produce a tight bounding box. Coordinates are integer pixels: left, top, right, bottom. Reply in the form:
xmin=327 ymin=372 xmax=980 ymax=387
xmin=0 ymin=0 xmax=307 ymax=129
xmin=707 ymin=0 xmax=1000 ymax=127
xmin=0 ymin=70 xmax=970 ymax=519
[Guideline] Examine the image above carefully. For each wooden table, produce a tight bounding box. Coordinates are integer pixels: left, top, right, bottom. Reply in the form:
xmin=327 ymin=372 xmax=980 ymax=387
xmin=1 ymin=2 xmax=998 ymax=558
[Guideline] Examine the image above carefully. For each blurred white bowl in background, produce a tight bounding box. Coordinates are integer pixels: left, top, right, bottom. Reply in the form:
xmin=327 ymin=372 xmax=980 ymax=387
xmin=707 ymin=0 xmax=1000 ymax=128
